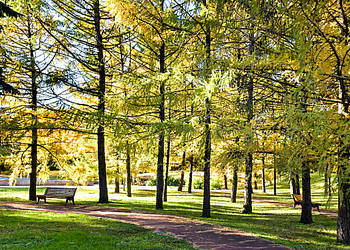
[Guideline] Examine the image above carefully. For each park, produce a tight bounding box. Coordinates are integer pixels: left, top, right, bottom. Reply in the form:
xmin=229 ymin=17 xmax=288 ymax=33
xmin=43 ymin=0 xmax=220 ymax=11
xmin=0 ymin=0 xmax=349 ymax=249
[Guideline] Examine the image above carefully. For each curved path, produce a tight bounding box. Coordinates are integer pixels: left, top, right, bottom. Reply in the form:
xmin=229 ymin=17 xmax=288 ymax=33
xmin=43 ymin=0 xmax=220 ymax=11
xmin=0 ymin=201 xmax=292 ymax=250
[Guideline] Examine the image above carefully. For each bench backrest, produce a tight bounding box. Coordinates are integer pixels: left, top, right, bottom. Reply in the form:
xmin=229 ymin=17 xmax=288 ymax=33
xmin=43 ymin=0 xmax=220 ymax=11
xmin=44 ymin=187 xmax=77 ymax=196
xmin=293 ymin=194 xmax=302 ymax=203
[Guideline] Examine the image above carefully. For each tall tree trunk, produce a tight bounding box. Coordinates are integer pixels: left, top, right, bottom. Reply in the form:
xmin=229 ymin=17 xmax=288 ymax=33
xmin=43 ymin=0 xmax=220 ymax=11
xmin=178 ymin=151 xmax=186 ymax=191
xmin=295 ymin=173 xmax=300 ymax=195
xmin=290 ymin=171 xmax=296 ymax=195
xmin=202 ymin=96 xmax=211 ymax=217
xmin=242 ymin=154 xmax=253 ymax=213
xmin=337 ymin=138 xmax=350 ymax=243
xmin=337 ymin=163 xmax=350 ymax=243
xmin=202 ymin=0 xmax=211 ymax=218
xmin=164 ymin=137 xmax=170 ymax=202
xmin=156 ymin=41 xmax=165 ymax=209
xmin=94 ymin=1 xmax=108 ymax=203
xmin=300 ymin=162 xmax=313 ymax=224
xmin=29 ymin=26 xmax=37 ymax=201
xmin=273 ymin=166 xmax=277 ymax=196
xmin=325 ymin=164 xmax=331 ymax=197
xmin=224 ymin=175 xmax=228 ymax=190
xmin=262 ymin=156 xmax=266 ymax=193
xmin=126 ymin=142 xmax=132 ymax=197
xmin=188 ymin=152 xmax=193 ymax=193
xmin=178 ymin=170 xmax=185 ymax=191
xmin=29 ymin=112 xmax=37 ymax=201
xmin=242 ymin=32 xmax=254 ymax=214
xmin=115 ymin=175 xmax=120 ymax=193
xmin=231 ymin=166 xmax=238 ymax=203
xmin=253 ymin=173 xmax=258 ymax=190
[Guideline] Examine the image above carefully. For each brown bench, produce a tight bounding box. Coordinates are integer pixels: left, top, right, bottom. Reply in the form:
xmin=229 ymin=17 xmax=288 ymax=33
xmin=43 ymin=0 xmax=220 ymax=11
xmin=36 ymin=187 xmax=77 ymax=205
xmin=292 ymin=194 xmax=320 ymax=212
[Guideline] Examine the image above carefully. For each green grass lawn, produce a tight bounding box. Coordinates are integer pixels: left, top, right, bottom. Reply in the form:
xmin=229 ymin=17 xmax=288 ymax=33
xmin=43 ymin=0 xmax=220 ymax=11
xmin=0 ymin=209 xmax=195 ymax=250
xmin=0 ymin=172 xmax=344 ymax=250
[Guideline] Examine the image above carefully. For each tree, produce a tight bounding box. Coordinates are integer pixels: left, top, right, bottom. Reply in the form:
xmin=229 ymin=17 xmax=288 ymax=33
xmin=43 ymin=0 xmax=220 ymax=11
xmin=40 ymin=0 xmax=126 ymax=203
xmin=0 ymin=0 xmax=60 ymax=200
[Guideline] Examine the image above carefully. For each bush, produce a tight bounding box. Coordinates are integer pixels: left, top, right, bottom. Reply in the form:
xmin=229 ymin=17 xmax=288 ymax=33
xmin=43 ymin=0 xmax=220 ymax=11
xmin=193 ymin=178 xmax=203 ymax=189
xmin=146 ymin=177 xmax=186 ymax=187
xmin=210 ymin=178 xmax=223 ymax=190
xmin=167 ymin=176 xmax=185 ymax=186
xmin=146 ymin=179 xmax=157 ymax=186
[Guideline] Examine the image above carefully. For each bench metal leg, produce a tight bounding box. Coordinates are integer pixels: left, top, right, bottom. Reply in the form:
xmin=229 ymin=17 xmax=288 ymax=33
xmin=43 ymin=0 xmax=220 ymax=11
xmin=65 ymin=198 xmax=75 ymax=206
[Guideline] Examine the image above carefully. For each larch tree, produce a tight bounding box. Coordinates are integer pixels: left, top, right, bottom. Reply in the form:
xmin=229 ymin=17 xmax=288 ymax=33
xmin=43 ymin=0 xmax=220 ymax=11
xmin=40 ymin=0 xmax=125 ymax=203
xmin=0 ymin=0 xmax=60 ymax=200
xmin=107 ymin=0 xmax=193 ymax=209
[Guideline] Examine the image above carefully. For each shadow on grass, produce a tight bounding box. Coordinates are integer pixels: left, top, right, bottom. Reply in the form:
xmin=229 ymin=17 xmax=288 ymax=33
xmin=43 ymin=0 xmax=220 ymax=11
xmin=0 ymin=209 xmax=196 ymax=250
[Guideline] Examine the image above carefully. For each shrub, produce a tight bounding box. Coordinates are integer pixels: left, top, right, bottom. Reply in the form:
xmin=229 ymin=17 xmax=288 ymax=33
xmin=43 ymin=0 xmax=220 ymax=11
xmin=145 ymin=176 xmax=186 ymax=187
xmin=210 ymin=178 xmax=223 ymax=190
xmin=146 ymin=179 xmax=157 ymax=186
xmin=167 ymin=176 xmax=186 ymax=186
xmin=193 ymin=178 xmax=203 ymax=189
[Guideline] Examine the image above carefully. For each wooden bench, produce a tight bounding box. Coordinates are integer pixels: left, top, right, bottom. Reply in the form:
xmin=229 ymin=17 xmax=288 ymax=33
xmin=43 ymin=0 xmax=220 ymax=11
xmin=292 ymin=194 xmax=320 ymax=212
xmin=36 ymin=187 xmax=77 ymax=205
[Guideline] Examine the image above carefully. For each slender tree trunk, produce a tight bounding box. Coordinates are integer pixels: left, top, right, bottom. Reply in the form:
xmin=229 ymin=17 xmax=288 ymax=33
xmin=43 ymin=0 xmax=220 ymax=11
xmin=253 ymin=173 xmax=258 ymax=190
xmin=126 ymin=142 xmax=131 ymax=197
xmin=164 ymin=137 xmax=170 ymax=202
xmin=242 ymin=32 xmax=254 ymax=214
xmin=262 ymin=156 xmax=266 ymax=193
xmin=337 ymin=139 xmax=350 ymax=243
xmin=273 ymin=166 xmax=277 ymax=196
xmin=242 ymin=154 xmax=253 ymax=213
xmin=202 ymin=96 xmax=211 ymax=217
xmin=290 ymin=171 xmax=296 ymax=195
xmin=300 ymin=162 xmax=313 ymax=224
xmin=337 ymin=35 xmax=350 ymax=240
xmin=115 ymin=176 xmax=120 ymax=193
xmin=224 ymin=175 xmax=228 ymax=190
xmin=231 ymin=166 xmax=238 ymax=203
xmin=178 ymin=170 xmax=185 ymax=191
xmin=94 ymin=1 xmax=108 ymax=203
xmin=178 ymin=151 xmax=186 ymax=191
xmin=202 ymin=1 xmax=211 ymax=218
xmin=188 ymin=152 xmax=193 ymax=193
xmin=325 ymin=164 xmax=331 ymax=197
xmin=29 ymin=28 xmax=37 ymax=201
xmin=337 ymin=163 xmax=350 ymax=243
xmin=156 ymin=41 xmax=165 ymax=209
xmin=295 ymin=173 xmax=300 ymax=195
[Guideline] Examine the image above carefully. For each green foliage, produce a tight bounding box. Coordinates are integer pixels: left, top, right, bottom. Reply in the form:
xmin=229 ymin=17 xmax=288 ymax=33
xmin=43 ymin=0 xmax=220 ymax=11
xmin=146 ymin=176 xmax=185 ymax=186
xmin=167 ymin=176 xmax=185 ymax=186
xmin=146 ymin=179 xmax=156 ymax=186
xmin=210 ymin=178 xmax=222 ymax=190
xmin=193 ymin=178 xmax=203 ymax=189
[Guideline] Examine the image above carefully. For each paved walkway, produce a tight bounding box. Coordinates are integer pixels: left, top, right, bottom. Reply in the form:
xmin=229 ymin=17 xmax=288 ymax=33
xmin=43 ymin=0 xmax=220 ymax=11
xmin=0 ymin=201 xmax=292 ymax=250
